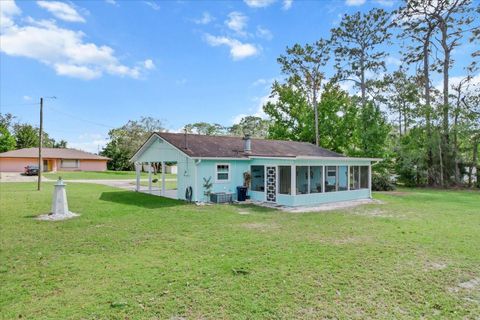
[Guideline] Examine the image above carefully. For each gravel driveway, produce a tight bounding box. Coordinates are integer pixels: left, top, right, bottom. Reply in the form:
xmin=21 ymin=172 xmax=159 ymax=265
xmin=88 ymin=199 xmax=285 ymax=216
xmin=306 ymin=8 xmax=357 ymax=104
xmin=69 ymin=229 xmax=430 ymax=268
xmin=0 ymin=172 xmax=49 ymax=182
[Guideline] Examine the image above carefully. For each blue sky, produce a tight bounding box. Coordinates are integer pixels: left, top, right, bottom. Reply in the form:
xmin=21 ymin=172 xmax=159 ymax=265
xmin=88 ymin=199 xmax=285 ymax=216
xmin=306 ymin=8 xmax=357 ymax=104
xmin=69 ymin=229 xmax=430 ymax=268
xmin=0 ymin=0 xmax=476 ymax=152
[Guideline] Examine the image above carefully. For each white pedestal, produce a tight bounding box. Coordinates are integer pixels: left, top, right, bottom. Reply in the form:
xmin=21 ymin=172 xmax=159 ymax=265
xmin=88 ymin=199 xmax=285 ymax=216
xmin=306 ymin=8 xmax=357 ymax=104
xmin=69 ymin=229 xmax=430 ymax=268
xmin=37 ymin=178 xmax=78 ymax=221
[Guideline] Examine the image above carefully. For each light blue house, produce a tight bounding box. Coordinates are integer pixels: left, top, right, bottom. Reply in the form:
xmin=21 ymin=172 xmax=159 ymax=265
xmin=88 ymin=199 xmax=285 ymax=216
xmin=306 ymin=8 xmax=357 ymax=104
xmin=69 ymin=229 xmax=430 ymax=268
xmin=131 ymin=132 xmax=380 ymax=207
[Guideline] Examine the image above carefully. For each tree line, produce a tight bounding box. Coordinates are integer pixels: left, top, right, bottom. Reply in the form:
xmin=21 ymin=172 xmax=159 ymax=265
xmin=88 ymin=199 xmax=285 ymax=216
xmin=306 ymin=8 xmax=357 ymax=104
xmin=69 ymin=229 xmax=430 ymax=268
xmin=0 ymin=113 xmax=67 ymax=152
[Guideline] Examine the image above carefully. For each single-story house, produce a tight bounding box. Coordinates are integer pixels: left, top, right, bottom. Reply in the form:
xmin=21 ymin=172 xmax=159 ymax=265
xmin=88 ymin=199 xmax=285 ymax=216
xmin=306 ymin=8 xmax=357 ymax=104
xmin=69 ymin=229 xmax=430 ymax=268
xmin=0 ymin=148 xmax=109 ymax=172
xmin=131 ymin=132 xmax=380 ymax=207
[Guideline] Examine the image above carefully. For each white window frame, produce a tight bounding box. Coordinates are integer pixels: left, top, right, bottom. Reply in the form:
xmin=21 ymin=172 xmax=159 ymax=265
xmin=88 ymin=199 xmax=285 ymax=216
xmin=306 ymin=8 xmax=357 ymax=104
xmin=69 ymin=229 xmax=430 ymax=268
xmin=215 ymin=163 xmax=230 ymax=183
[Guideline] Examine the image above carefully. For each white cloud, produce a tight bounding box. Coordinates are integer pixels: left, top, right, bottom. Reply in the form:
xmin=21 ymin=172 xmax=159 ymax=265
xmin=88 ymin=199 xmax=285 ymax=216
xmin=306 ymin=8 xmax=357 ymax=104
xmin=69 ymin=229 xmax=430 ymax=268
xmin=386 ymin=56 xmax=402 ymax=67
xmin=144 ymin=1 xmax=160 ymax=11
xmin=282 ymin=0 xmax=293 ymax=10
xmin=256 ymin=26 xmax=273 ymax=40
xmin=54 ymin=63 xmax=101 ymax=79
xmin=143 ymin=59 xmax=155 ymax=70
xmin=0 ymin=0 xmax=21 ymax=29
xmin=375 ymin=0 xmax=395 ymax=6
xmin=69 ymin=133 xmax=108 ymax=153
xmin=231 ymin=93 xmax=274 ymax=124
xmin=0 ymin=4 xmax=152 ymax=80
xmin=204 ymin=34 xmax=259 ymax=60
xmin=23 ymin=95 xmax=32 ymax=101
xmin=244 ymin=0 xmax=276 ymax=8
xmin=345 ymin=0 xmax=366 ymax=6
xmin=435 ymin=74 xmax=480 ymax=91
xmin=193 ymin=12 xmax=213 ymax=25
xmin=225 ymin=12 xmax=248 ymax=36
xmin=37 ymin=1 xmax=85 ymax=23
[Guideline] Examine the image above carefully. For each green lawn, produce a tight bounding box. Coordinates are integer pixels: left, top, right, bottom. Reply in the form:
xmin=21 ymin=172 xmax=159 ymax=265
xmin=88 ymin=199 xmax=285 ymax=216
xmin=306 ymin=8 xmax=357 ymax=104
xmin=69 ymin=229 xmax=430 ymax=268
xmin=43 ymin=170 xmax=176 ymax=180
xmin=1 ymin=184 xmax=479 ymax=319
xmin=130 ymin=180 xmax=177 ymax=189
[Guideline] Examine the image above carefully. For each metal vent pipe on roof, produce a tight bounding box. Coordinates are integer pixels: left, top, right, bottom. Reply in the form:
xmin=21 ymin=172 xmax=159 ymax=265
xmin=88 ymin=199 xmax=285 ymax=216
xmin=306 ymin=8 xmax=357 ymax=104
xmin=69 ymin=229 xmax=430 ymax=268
xmin=243 ymin=134 xmax=251 ymax=154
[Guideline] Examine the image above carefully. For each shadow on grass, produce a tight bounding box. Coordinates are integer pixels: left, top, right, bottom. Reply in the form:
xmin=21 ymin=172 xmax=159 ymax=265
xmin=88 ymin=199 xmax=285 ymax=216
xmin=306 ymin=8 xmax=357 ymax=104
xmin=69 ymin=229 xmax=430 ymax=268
xmin=99 ymin=191 xmax=185 ymax=209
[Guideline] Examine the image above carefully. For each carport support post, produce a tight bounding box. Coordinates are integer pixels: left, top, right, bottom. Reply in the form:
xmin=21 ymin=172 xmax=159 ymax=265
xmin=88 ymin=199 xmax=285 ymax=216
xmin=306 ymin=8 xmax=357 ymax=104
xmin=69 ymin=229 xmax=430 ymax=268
xmin=148 ymin=163 xmax=152 ymax=193
xmin=135 ymin=163 xmax=141 ymax=192
xmin=161 ymin=161 xmax=166 ymax=196
xmin=368 ymin=164 xmax=372 ymax=198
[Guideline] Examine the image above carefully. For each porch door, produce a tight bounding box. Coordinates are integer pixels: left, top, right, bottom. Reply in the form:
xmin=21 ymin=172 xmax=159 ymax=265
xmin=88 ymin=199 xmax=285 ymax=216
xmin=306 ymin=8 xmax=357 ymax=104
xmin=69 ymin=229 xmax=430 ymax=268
xmin=265 ymin=166 xmax=277 ymax=203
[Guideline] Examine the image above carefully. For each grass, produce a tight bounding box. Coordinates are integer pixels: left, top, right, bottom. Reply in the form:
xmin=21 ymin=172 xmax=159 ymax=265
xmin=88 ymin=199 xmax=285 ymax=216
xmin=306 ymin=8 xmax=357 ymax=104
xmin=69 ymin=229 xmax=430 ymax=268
xmin=129 ymin=180 xmax=177 ymax=189
xmin=43 ymin=170 xmax=176 ymax=180
xmin=0 ymin=184 xmax=479 ymax=319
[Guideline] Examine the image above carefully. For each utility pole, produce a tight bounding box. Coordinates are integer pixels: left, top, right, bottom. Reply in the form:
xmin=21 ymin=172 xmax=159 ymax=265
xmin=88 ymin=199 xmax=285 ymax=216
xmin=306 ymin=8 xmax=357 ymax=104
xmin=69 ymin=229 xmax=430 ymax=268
xmin=37 ymin=97 xmax=43 ymax=191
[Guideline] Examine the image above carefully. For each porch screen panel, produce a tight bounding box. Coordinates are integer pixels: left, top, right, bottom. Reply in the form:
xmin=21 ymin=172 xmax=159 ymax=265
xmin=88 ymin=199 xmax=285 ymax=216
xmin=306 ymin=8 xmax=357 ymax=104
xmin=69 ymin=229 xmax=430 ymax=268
xmin=279 ymin=166 xmax=291 ymax=195
xmin=360 ymin=166 xmax=369 ymax=189
xmin=296 ymin=166 xmax=309 ymax=194
xmin=338 ymin=166 xmax=348 ymax=191
xmin=251 ymin=166 xmax=265 ymax=192
xmin=325 ymin=166 xmax=337 ymax=192
xmin=309 ymin=166 xmax=323 ymax=193
xmin=350 ymin=166 xmax=360 ymax=190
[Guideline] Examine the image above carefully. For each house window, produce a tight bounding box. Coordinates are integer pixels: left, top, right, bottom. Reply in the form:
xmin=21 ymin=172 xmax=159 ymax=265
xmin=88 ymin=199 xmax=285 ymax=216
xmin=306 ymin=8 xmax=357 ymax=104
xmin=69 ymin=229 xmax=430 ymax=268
xmin=216 ymin=164 xmax=230 ymax=181
xmin=360 ymin=166 xmax=369 ymax=189
xmin=309 ymin=166 xmax=323 ymax=193
xmin=251 ymin=165 xmax=265 ymax=191
xmin=350 ymin=166 xmax=360 ymax=190
xmin=325 ymin=166 xmax=337 ymax=192
xmin=338 ymin=166 xmax=348 ymax=191
xmin=296 ymin=166 xmax=309 ymax=194
xmin=279 ymin=166 xmax=291 ymax=195
xmin=61 ymin=159 xmax=79 ymax=168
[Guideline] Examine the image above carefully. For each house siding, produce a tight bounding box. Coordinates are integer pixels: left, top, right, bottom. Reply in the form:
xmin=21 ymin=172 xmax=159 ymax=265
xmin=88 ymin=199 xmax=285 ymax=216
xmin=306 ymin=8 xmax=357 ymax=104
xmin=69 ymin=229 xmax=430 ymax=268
xmin=0 ymin=157 xmax=107 ymax=172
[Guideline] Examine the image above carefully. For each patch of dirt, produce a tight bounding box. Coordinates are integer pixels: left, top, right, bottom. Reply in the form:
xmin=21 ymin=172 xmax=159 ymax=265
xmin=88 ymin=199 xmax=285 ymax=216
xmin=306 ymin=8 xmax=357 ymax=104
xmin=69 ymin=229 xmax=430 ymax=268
xmin=36 ymin=212 xmax=79 ymax=221
xmin=346 ymin=207 xmax=402 ymax=218
xmin=321 ymin=236 xmax=370 ymax=245
xmin=241 ymin=222 xmax=279 ymax=231
xmin=458 ymin=278 xmax=480 ymax=290
xmin=237 ymin=210 xmax=251 ymax=215
xmin=449 ymin=277 xmax=480 ymax=293
xmin=424 ymin=261 xmax=448 ymax=271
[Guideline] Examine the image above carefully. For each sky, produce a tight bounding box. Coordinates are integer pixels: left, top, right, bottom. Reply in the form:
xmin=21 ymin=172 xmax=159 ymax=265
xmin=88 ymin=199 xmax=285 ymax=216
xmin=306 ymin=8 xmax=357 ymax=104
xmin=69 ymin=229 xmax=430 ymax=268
xmin=0 ymin=0 xmax=477 ymax=153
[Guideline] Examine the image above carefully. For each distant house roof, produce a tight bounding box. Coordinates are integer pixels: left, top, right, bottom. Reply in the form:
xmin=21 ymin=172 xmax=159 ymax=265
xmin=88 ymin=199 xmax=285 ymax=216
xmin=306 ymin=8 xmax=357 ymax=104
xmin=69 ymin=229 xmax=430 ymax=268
xmin=0 ymin=148 xmax=109 ymax=160
xmin=156 ymin=132 xmax=346 ymax=158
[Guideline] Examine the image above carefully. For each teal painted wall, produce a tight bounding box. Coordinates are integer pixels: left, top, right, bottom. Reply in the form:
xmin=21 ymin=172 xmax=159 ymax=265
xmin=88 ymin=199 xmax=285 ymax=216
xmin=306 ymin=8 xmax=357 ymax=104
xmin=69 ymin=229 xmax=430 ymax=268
xmin=195 ymin=159 xmax=250 ymax=202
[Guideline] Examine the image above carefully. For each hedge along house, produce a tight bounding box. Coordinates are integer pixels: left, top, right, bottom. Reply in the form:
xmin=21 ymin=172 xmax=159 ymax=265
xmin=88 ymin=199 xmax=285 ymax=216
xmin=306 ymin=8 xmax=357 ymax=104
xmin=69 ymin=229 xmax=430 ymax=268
xmin=131 ymin=132 xmax=381 ymax=207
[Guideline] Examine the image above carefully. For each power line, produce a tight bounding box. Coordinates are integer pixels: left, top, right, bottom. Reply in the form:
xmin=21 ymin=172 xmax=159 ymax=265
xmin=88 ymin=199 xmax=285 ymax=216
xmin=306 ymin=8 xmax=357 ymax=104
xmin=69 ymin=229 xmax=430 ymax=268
xmin=44 ymin=105 xmax=115 ymax=129
xmin=0 ymin=102 xmax=40 ymax=108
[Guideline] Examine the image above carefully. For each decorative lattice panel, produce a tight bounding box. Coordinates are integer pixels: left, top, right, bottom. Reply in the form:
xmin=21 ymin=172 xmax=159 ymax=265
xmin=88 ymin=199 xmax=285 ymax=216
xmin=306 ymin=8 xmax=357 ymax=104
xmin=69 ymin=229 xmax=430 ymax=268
xmin=266 ymin=166 xmax=276 ymax=202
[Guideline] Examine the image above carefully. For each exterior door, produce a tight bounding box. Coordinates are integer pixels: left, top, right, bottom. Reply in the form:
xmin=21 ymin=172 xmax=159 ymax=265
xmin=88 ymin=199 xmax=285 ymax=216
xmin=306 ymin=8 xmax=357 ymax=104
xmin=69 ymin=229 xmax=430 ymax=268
xmin=265 ymin=166 xmax=277 ymax=202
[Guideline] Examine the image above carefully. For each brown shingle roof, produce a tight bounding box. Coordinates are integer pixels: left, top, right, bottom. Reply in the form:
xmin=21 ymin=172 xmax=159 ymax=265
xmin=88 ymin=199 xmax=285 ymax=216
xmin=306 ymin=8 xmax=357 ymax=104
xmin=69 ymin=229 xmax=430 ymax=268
xmin=157 ymin=132 xmax=345 ymax=158
xmin=0 ymin=148 xmax=109 ymax=160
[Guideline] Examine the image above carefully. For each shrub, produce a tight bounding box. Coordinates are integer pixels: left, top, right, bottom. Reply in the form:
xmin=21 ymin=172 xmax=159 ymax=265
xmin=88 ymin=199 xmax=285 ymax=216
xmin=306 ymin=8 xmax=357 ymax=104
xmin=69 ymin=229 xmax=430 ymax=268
xmin=372 ymin=171 xmax=395 ymax=191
